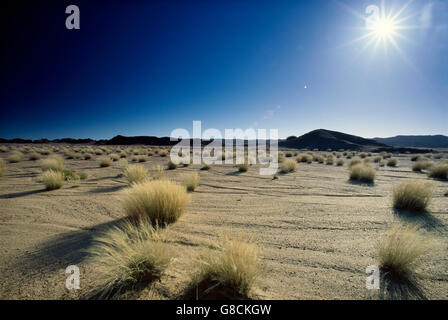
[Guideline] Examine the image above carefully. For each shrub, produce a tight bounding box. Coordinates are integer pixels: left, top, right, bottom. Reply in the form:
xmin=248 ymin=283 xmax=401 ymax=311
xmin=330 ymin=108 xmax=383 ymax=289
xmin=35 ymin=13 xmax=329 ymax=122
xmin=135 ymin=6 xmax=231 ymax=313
xmin=41 ymin=170 xmax=64 ymax=190
xmin=427 ymin=163 xmax=448 ymax=180
xmin=29 ymin=151 xmax=41 ymax=160
xmin=411 ymin=155 xmax=421 ymax=162
xmin=122 ymin=179 xmax=189 ymax=224
xmin=0 ymin=146 xmax=8 ymax=152
xmin=349 ymin=163 xmax=376 ymax=183
xmin=279 ymin=159 xmax=297 ymax=173
xmin=120 ymin=151 xmax=127 ymax=158
xmin=285 ymin=152 xmax=293 ymax=157
xmin=433 ymin=154 xmax=443 ymax=160
xmin=124 ymin=165 xmax=148 ymax=185
xmin=8 ymin=151 xmax=24 ymax=163
xmin=183 ymin=172 xmax=199 ymax=192
xmin=201 ymin=164 xmax=211 ymax=171
xmin=138 ymin=155 xmax=148 ymax=162
xmin=392 ymin=180 xmax=434 ymax=212
xmin=412 ymin=160 xmax=433 ymax=172
xmin=41 ymin=155 xmax=65 ymax=171
xmin=348 ymin=157 xmax=362 ymax=168
xmin=167 ymin=160 xmax=177 ymax=170
xmin=296 ymin=154 xmax=312 ymax=163
xmin=159 ymin=150 xmax=168 ymax=157
xmin=189 ymin=235 xmax=258 ymax=299
xmin=87 ymin=218 xmax=173 ymax=299
xmin=373 ymin=156 xmax=382 ymax=163
xmin=387 ymin=158 xmax=398 ymax=167
xmin=378 ymin=223 xmax=433 ymax=278
xmin=237 ymin=162 xmax=249 ymax=172
xmin=336 ymin=159 xmax=344 ymax=166
xmin=95 ymin=149 xmax=104 ymax=155
xmin=0 ymin=159 xmax=6 ymax=177
xmin=326 ymin=155 xmax=334 ymax=165
xmin=99 ymin=157 xmax=113 ymax=167
xmin=84 ymin=153 xmax=92 ymax=160
xmin=110 ymin=153 xmax=120 ymax=162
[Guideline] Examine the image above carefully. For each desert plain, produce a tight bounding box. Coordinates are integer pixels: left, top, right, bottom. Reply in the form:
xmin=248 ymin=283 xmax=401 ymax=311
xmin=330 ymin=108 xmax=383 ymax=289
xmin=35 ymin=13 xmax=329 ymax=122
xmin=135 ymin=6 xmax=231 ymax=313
xmin=0 ymin=145 xmax=447 ymax=300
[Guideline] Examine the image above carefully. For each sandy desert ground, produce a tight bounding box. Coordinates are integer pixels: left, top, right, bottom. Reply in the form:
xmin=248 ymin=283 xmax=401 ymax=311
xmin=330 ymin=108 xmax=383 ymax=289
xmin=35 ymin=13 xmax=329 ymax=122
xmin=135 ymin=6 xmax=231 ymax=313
xmin=0 ymin=146 xmax=447 ymax=300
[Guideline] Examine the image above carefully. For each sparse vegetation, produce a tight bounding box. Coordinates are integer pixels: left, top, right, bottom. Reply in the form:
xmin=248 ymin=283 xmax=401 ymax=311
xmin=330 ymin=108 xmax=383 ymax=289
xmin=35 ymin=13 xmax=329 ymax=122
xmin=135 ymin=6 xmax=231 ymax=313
xmin=124 ymin=165 xmax=148 ymax=185
xmin=237 ymin=162 xmax=249 ymax=172
xmin=87 ymin=218 xmax=173 ymax=299
xmin=387 ymin=158 xmax=398 ymax=167
xmin=183 ymin=172 xmax=199 ymax=192
xmin=349 ymin=163 xmax=375 ymax=183
xmin=392 ymin=180 xmax=434 ymax=212
xmin=122 ymin=179 xmax=189 ymax=224
xmin=201 ymin=164 xmax=211 ymax=171
xmin=167 ymin=160 xmax=177 ymax=170
xmin=0 ymin=159 xmax=6 ymax=177
xmin=189 ymin=234 xmax=258 ymax=299
xmin=28 ymin=151 xmax=41 ymax=161
xmin=378 ymin=223 xmax=433 ymax=278
xmin=99 ymin=157 xmax=113 ymax=167
xmin=279 ymin=159 xmax=297 ymax=173
xmin=41 ymin=170 xmax=64 ymax=190
xmin=41 ymin=155 xmax=65 ymax=171
xmin=8 ymin=151 xmax=24 ymax=163
xmin=427 ymin=163 xmax=448 ymax=180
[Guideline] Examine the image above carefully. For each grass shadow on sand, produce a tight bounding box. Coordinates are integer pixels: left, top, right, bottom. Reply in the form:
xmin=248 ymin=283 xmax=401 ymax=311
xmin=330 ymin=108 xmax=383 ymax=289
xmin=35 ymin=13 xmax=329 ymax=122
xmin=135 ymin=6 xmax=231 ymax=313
xmin=87 ymin=185 xmax=126 ymax=194
xmin=393 ymin=208 xmax=445 ymax=232
xmin=0 ymin=188 xmax=48 ymax=199
xmin=379 ymin=269 xmax=427 ymax=300
xmin=347 ymin=179 xmax=375 ymax=187
xmin=14 ymin=217 xmax=129 ymax=273
xmin=180 ymin=278 xmax=252 ymax=300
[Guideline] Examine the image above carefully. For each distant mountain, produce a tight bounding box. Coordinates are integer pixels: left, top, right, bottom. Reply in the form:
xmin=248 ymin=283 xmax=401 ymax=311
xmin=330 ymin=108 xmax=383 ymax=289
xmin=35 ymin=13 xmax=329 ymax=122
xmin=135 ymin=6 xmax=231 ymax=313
xmin=0 ymin=137 xmax=94 ymax=144
xmin=374 ymin=135 xmax=448 ymax=148
xmin=96 ymin=135 xmax=175 ymax=146
xmin=279 ymin=129 xmax=388 ymax=151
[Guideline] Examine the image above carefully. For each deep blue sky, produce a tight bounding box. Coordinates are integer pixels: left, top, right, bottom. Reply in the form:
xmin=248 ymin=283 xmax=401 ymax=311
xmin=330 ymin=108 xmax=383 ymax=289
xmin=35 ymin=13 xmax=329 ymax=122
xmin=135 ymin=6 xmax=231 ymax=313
xmin=1 ymin=0 xmax=447 ymax=140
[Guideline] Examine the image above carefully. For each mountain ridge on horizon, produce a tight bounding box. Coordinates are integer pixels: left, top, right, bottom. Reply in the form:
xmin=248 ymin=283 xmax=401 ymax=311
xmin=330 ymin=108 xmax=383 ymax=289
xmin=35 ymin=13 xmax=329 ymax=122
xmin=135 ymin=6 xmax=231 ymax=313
xmin=0 ymin=129 xmax=446 ymax=150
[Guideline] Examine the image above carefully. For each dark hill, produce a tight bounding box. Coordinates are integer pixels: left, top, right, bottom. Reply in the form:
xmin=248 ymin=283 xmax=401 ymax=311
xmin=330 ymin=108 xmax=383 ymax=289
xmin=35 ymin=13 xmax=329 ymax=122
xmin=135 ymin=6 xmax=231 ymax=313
xmin=374 ymin=135 xmax=448 ymax=148
xmin=279 ymin=129 xmax=388 ymax=151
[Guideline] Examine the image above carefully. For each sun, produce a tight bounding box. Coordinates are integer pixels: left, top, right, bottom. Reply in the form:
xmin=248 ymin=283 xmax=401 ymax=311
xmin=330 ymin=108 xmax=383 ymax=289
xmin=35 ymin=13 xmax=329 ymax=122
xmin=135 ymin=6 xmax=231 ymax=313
xmin=370 ymin=17 xmax=397 ymax=38
xmin=341 ymin=0 xmax=415 ymax=56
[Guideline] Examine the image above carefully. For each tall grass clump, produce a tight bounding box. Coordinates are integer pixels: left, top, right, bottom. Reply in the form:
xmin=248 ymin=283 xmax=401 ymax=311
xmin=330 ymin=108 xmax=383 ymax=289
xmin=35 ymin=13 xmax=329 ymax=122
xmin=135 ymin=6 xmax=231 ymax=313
xmin=188 ymin=235 xmax=259 ymax=299
xmin=412 ymin=160 xmax=433 ymax=172
xmin=348 ymin=157 xmax=362 ymax=168
xmin=29 ymin=151 xmax=41 ymax=160
xmin=279 ymin=159 xmax=297 ymax=173
xmin=387 ymin=157 xmax=398 ymax=167
xmin=87 ymin=218 xmax=173 ymax=299
xmin=392 ymin=180 xmax=434 ymax=212
xmin=336 ymin=158 xmax=344 ymax=166
xmin=41 ymin=154 xmax=65 ymax=171
xmin=183 ymin=172 xmax=199 ymax=192
xmin=8 ymin=151 xmax=24 ymax=163
xmin=167 ymin=160 xmax=177 ymax=170
xmin=41 ymin=170 xmax=64 ymax=190
xmin=349 ymin=163 xmax=375 ymax=183
xmin=427 ymin=163 xmax=448 ymax=180
xmin=99 ymin=157 xmax=113 ymax=167
xmin=0 ymin=159 xmax=6 ymax=177
xmin=122 ymin=179 xmax=189 ymax=224
xmin=237 ymin=161 xmax=249 ymax=172
xmin=378 ymin=223 xmax=433 ymax=278
xmin=124 ymin=165 xmax=148 ymax=185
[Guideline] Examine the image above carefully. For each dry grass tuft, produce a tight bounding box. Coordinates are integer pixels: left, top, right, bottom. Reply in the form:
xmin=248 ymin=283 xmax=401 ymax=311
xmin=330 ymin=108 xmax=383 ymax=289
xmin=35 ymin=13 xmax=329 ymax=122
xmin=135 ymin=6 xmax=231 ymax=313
xmin=201 ymin=164 xmax=211 ymax=171
xmin=412 ymin=160 xmax=433 ymax=172
xmin=336 ymin=158 xmax=344 ymax=166
xmin=87 ymin=218 xmax=173 ymax=299
xmin=29 ymin=151 xmax=41 ymax=161
xmin=183 ymin=172 xmax=199 ymax=192
xmin=348 ymin=157 xmax=362 ymax=168
xmin=124 ymin=165 xmax=148 ymax=185
xmin=188 ymin=234 xmax=259 ymax=299
xmin=41 ymin=154 xmax=65 ymax=171
xmin=378 ymin=223 xmax=434 ymax=278
xmin=279 ymin=159 xmax=297 ymax=173
xmin=8 ymin=151 xmax=24 ymax=163
xmin=167 ymin=160 xmax=177 ymax=170
xmin=0 ymin=159 xmax=6 ymax=177
xmin=122 ymin=179 xmax=189 ymax=224
xmin=392 ymin=180 xmax=434 ymax=212
xmin=349 ymin=163 xmax=375 ymax=183
xmin=427 ymin=163 xmax=448 ymax=180
xmin=99 ymin=157 xmax=113 ymax=167
xmin=387 ymin=157 xmax=398 ymax=167
xmin=41 ymin=169 xmax=64 ymax=190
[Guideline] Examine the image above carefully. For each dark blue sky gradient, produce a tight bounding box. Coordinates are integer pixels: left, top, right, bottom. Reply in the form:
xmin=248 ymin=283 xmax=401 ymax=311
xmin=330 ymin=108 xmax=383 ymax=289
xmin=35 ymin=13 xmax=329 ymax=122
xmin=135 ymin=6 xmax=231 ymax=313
xmin=1 ymin=0 xmax=447 ymax=139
